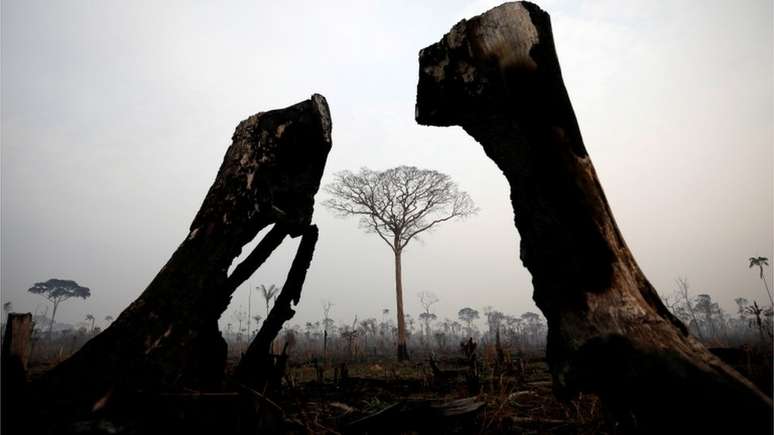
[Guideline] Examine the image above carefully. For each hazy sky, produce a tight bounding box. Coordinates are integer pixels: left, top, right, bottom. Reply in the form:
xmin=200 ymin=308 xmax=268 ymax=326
xmin=2 ymin=0 xmax=772 ymax=331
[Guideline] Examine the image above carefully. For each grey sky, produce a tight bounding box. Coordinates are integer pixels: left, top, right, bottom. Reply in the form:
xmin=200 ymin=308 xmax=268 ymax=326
xmin=2 ymin=0 xmax=772 ymax=331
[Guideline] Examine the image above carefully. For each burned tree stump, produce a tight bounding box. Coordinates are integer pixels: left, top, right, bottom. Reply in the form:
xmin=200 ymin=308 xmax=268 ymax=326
xmin=2 ymin=313 xmax=33 ymax=374
xmin=415 ymin=3 xmax=771 ymax=433
xmin=2 ymin=313 xmax=33 ymax=434
xmin=38 ymin=94 xmax=332 ymax=417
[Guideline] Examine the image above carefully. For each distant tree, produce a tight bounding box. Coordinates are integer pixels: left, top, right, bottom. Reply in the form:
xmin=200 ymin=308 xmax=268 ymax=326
xmin=340 ymin=317 xmax=360 ymax=357
xmin=434 ymin=331 xmax=447 ymax=350
xmin=505 ymin=315 xmax=524 ymax=347
xmin=28 ymin=279 xmax=91 ymax=337
xmin=252 ymin=315 xmax=263 ymax=336
xmin=748 ymin=256 xmax=772 ymax=307
xmin=85 ymin=314 xmax=96 ymax=333
xmin=104 ymin=315 xmax=114 ymax=325
xmin=450 ymin=321 xmax=462 ymax=338
xmin=734 ymin=298 xmax=749 ymax=319
xmin=483 ymin=306 xmax=505 ymax=341
xmin=259 ymin=284 xmax=279 ymax=316
xmin=418 ymin=291 xmax=439 ymax=340
xmin=694 ymin=294 xmax=722 ymax=340
xmin=744 ymin=301 xmax=773 ymax=342
xmin=405 ymin=314 xmax=416 ymax=338
xmin=521 ymin=312 xmax=545 ymax=346
xmin=321 ymin=300 xmax=334 ymax=359
xmin=231 ymin=308 xmax=247 ymax=350
xmin=418 ymin=312 xmax=437 ymax=341
xmin=672 ymin=277 xmax=704 ymax=340
xmin=458 ymin=307 xmax=479 ymax=337
xmin=304 ymin=321 xmax=317 ymax=340
xmin=359 ymin=318 xmax=378 ymax=351
xmin=325 ymin=166 xmax=477 ymax=360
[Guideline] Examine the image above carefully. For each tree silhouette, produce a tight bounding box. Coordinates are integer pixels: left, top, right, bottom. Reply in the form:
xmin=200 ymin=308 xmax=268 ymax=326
xmin=673 ymin=277 xmax=704 ymax=340
xmin=484 ymin=306 xmax=505 ymax=340
xmin=321 ymin=300 xmax=334 ymax=360
xmin=104 ymin=315 xmax=113 ymax=325
xmin=27 ymin=279 xmax=90 ymax=337
xmin=458 ymin=307 xmax=479 ymax=338
xmin=744 ymin=301 xmax=772 ymax=342
xmin=748 ymin=256 xmax=772 ymax=307
xmin=325 ymin=166 xmax=476 ymax=360
xmin=520 ymin=312 xmax=544 ymax=346
xmin=85 ymin=314 xmax=96 ymax=333
xmin=693 ymin=294 xmax=720 ymax=339
xmin=418 ymin=291 xmax=439 ymax=340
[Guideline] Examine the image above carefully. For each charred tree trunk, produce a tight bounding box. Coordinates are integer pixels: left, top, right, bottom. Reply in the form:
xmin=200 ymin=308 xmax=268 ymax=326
xmin=2 ymin=313 xmax=33 ymax=434
xmin=395 ymin=247 xmax=410 ymax=361
xmin=38 ymin=94 xmax=332 ymax=417
xmin=415 ymin=3 xmax=771 ymax=433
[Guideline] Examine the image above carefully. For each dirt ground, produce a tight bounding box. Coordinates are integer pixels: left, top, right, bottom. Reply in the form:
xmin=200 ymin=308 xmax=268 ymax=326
xmin=18 ymin=344 xmax=772 ymax=434
xmin=242 ymin=352 xmax=609 ymax=434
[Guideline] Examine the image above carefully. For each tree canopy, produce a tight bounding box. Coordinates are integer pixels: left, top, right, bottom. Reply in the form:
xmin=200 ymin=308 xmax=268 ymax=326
xmin=28 ymin=279 xmax=90 ymax=303
xmin=324 ymin=166 xmax=477 ymax=252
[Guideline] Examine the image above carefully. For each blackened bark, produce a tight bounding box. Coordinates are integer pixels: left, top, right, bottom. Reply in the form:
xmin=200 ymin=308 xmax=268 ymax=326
xmin=415 ymin=3 xmax=771 ymax=433
xmin=38 ymin=94 xmax=332 ymax=417
xmin=236 ymin=224 xmax=319 ymax=389
xmin=395 ymin=249 xmax=410 ymax=361
xmin=2 ymin=313 xmax=33 ymax=434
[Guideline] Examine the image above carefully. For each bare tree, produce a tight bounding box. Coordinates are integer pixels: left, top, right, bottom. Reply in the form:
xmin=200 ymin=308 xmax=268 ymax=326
xmin=674 ymin=277 xmax=704 ymax=340
xmin=321 ymin=300 xmax=333 ymax=360
xmin=417 ymin=291 xmax=439 ymax=341
xmin=325 ymin=166 xmax=476 ymax=360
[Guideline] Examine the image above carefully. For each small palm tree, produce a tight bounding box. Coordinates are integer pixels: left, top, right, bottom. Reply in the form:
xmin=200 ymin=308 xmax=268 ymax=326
xmin=104 ymin=315 xmax=114 ymax=325
xmin=259 ymin=284 xmax=279 ymax=316
xmin=748 ymin=256 xmax=772 ymax=307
